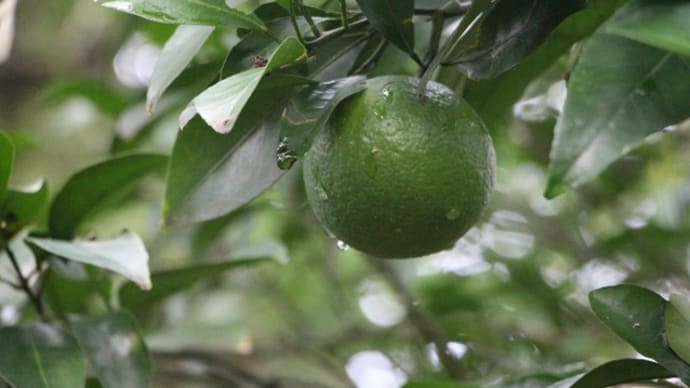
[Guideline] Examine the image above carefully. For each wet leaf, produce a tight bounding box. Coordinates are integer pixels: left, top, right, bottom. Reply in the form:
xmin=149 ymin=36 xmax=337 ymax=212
xmin=546 ymin=33 xmax=690 ymax=197
xmin=0 ymin=324 xmax=85 ymax=388
xmin=27 ymin=232 xmax=151 ymax=290
xmin=605 ymin=0 xmax=690 ymax=57
xmin=68 ymin=312 xmax=151 ymax=388
xmin=447 ymin=0 xmax=586 ymax=80
xmin=101 ymin=0 xmax=266 ymax=30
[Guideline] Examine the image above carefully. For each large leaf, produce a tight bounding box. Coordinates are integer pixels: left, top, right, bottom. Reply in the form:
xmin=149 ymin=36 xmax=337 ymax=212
xmin=447 ymin=0 xmax=586 ymax=80
xmin=545 ymin=33 xmax=690 ymax=198
xmin=605 ymin=0 xmax=690 ymax=57
xmin=181 ymin=37 xmax=307 ymax=133
xmin=164 ymin=76 xmax=307 ymax=226
xmin=68 ymin=312 xmax=151 ymax=388
xmin=278 ymin=76 xmax=366 ymax=168
xmin=120 ymin=242 xmax=285 ymax=312
xmin=49 ymin=153 xmax=167 ymax=239
xmin=665 ymin=295 xmax=690 ymax=365
xmin=0 ymin=180 xmax=49 ymax=236
xmin=101 ymin=0 xmax=266 ymax=30
xmin=570 ymin=359 xmax=673 ymax=388
xmin=355 ymin=0 xmax=414 ymax=55
xmin=27 ymin=232 xmax=151 ymax=290
xmin=146 ymin=25 xmax=214 ymax=114
xmin=463 ymin=0 xmax=630 ymax=133
xmin=0 ymin=324 xmax=85 ymax=388
xmin=0 ymin=131 xmax=13 ymax=201
xmin=589 ymin=285 xmax=690 ymax=382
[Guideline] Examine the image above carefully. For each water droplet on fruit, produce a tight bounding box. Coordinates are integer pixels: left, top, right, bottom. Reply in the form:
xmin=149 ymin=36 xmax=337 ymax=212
xmin=276 ymin=137 xmax=299 ymax=170
xmin=446 ymin=208 xmax=460 ymax=220
xmin=381 ymin=88 xmax=391 ymax=100
xmin=336 ymin=240 xmax=350 ymax=251
xmin=364 ymin=147 xmax=379 ymax=178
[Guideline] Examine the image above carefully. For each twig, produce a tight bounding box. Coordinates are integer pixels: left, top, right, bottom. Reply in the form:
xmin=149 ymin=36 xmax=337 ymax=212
xmin=338 ymin=0 xmax=349 ymax=29
xmin=367 ymin=257 xmax=465 ymax=379
xmin=306 ymin=18 xmax=368 ymax=48
xmin=4 ymin=247 xmax=45 ymax=319
xmin=289 ymin=0 xmax=306 ymax=46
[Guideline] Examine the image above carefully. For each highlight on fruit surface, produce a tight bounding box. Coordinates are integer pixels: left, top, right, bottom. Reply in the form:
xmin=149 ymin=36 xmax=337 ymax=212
xmin=303 ymin=75 xmax=496 ymax=259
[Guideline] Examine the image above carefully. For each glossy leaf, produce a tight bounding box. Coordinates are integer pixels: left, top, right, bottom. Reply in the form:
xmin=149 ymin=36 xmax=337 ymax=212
xmin=571 ymin=359 xmax=673 ymax=388
xmin=164 ymin=76 xmax=308 ymax=226
xmin=464 ymin=0 xmax=629 ymax=132
xmin=589 ymin=285 xmax=690 ymax=381
xmin=101 ymin=0 xmax=266 ymax=30
xmin=27 ymin=232 xmax=151 ymax=290
xmin=0 ymin=324 xmax=85 ymax=388
xmin=146 ymin=25 xmax=214 ymax=114
xmin=279 ymin=76 xmax=366 ymax=165
xmin=546 ymin=33 xmax=690 ymax=198
xmin=182 ymin=37 xmax=307 ymax=133
xmin=68 ymin=312 xmax=152 ymax=388
xmin=447 ymin=0 xmax=586 ymax=80
xmin=355 ymin=0 xmax=413 ymax=55
xmin=0 ymin=131 xmax=13 ymax=201
xmin=0 ymin=180 xmax=49 ymax=235
xmin=49 ymin=153 xmax=167 ymax=239
xmin=605 ymin=0 xmax=690 ymax=57
xmin=665 ymin=295 xmax=690 ymax=365
xmin=121 ymin=245 xmax=283 ymax=312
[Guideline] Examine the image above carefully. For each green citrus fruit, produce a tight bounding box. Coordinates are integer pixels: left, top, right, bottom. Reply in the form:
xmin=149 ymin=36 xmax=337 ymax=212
xmin=303 ymin=76 xmax=495 ymax=258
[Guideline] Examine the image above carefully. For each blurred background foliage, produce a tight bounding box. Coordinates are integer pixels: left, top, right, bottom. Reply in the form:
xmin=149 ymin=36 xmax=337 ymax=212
xmin=1 ymin=0 xmax=690 ymax=387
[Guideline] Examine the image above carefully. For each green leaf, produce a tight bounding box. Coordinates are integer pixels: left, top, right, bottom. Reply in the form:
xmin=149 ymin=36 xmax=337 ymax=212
xmin=68 ymin=312 xmax=152 ymax=388
xmin=27 ymin=232 xmax=151 ymax=290
xmin=101 ymin=0 xmax=266 ymax=30
xmin=571 ymin=359 xmax=673 ymax=388
xmin=589 ymin=285 xmax=690 ymax=382
xmin=355 ymin=0 xmax=414 ymax=55
xmin=120 ymin=242 xmax=284 ymax=312
xmin=0 ymin=131 xmax=13 ymax=201
xmin=447 ymin=0 xmax=586 ymax=80
xmin=463 ymin=0 xmax=630 ymax=132
xmin=404 ymin=381 xmax=478 ymax=388
xmin=0 ymin=324 xmax=86 ymax=388
xmin=279 ymin=76 xmax=366 ymax=168
xmin=605 ymin=0 xmax=690 ymax=57
xmin=665 ymin=295 xmax=690 ymax=365
xmin=0 ymin=180 xmax=49 ymax=236
xmin=146 ymin=25 xmax=214 ymax=114
xmin=545 ymin=34 xmax=690 ymax=198
xmin=164 ymin=76 xmax=308 ymax=226
xmin=181 ymin=37 xmax=307 ymax=133
xmin=40 ymin=79 xmax=131 ymax=118
xmin=49 ymin=153 xmax=167 ymax=239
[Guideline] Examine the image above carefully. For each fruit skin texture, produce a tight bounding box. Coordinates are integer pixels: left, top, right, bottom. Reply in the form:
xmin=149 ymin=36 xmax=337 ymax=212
xmin=303 ymin=76 xmax=495 ymax=258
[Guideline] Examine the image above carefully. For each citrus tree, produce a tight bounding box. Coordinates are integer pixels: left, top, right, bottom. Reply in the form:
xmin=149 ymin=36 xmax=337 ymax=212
xmin=1 ymin=0 xmax=690 ymax=387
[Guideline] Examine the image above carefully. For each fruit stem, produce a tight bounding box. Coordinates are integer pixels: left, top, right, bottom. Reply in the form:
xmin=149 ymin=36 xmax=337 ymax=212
xmin=368 ymin=257 xmax=466 ymax=380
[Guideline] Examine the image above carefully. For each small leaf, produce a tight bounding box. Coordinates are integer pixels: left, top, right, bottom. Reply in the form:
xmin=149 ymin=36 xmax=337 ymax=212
xmin=571 ymin=359 xmax=673 ymax=388
xmin=164 ymin=75 xmax=309 ymax=226
xmin=447 ymin=0 xmax=586 ymax=80
xmin=589 ymin=285 xmax=690 ymax=382
xmin=0 ymin=180 xmax=49 ymax=235
xmin=546 ymin=33 xmax=690 ymax=197
xmin=0 ymin=323 xmax=86 ymax=388
xmin=665 ymin=295 xmax=690 ymax=365
xmin=146 ymin=25 xmax=214 ymax=114
xmin=0 ymin=131 xmax=13 ymax=201
xmin=183 ymin=37 xmax=307 ymax=133
xmin=49 ymin=153 xmax=168 ymax=239
xmin=279 ymin=76 xmax=366 ymax=165
xmin=101 ymin=0 xmax=266 ymax=30
xmin=355 ymin=0 xmax=414 ymax=55
xmin=605 ymin=0 xmax=690 ymax=57
xmin=120 ymin=245 xmax=282 ymax=312
xmin=27 ymin=232 xmax=152 ymax=290
xmin=68 ymin=312 xmax=152 ymax=388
